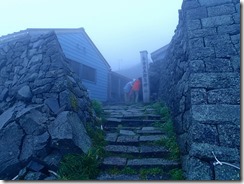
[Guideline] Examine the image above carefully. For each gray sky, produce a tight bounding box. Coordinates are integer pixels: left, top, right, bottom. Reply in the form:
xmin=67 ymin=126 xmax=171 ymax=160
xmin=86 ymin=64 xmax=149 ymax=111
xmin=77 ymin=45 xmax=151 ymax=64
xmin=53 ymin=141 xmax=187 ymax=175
xmin=0 ymin=0 xmax=182 ymax=70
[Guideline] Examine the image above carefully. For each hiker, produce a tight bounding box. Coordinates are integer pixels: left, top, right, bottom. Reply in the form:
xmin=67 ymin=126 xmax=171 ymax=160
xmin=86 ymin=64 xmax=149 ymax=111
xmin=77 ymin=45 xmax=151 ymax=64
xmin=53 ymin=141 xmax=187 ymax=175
xmin=123 ymin=79 xmax=135 ymax=103
xmin=132 ymin=78 xmax=141 ymax=103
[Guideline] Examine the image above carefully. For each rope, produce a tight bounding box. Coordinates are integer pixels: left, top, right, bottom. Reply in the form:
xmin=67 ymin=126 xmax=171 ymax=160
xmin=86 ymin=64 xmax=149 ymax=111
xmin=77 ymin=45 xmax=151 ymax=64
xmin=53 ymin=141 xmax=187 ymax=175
xmin=212 ymin=151 xmax=240 ymax=170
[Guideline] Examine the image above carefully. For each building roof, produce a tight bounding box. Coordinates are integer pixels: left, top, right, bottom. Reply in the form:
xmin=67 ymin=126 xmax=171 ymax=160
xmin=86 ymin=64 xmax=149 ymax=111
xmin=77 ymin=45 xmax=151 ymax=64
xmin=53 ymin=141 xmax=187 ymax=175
xmin=150 ymin=44 xmax=169 ymax=61
xmin=0 ymin=28 xmax=111 ymax=70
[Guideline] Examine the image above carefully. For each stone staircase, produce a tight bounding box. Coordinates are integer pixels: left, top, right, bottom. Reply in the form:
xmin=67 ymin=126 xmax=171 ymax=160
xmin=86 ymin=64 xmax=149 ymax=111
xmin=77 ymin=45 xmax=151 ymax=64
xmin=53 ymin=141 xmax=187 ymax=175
xmin=97 ymin=104 xmax=181 ymax=180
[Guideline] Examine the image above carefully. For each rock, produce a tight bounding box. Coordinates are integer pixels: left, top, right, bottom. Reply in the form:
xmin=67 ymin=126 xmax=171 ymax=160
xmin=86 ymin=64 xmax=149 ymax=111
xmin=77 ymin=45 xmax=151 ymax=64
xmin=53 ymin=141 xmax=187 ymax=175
xmin=127 ymin=158 xmax=179 ymax=170
xmin=0 ymin=106 xmax=16 ymax=130
xmin=17 ymin=85 xmax=32 ymax=101
xmin=19 ymin=116 xmax=46 ymax=136
xmin=189 ymin=143 xmax=240 ymax=163
xmin=26 ymin=161 xmax=45 ymax=172
xmin=97 ymin=174 xmax=140 ymax=180
xmin=214 ymin=164 xmax=240 ymax=180
xmin=0 ymin=88 xmax=8 ymax=101
xmin=139 ymin=135 xmax=166 ymax=142
xmin=187 ymin=157 xmax=213 ymax=180
xmin=24 ymin=171 xmax=47 ymax=180
xmin=19 ymin=132 xmax=50 ymax=163
xmin=48 ymin=111 xmax=92 ymax=154
xmin=43 ymin=151 xmax=62 ymax=171
xmin=44 ymin=97 xmax=60 ymax=114
xmin=105 ymin=132 xmax=118 ymax=142
xmin=0 ymin=122 xmax=24 ymax=179
xmin=117 ymin=135 xmax=139 ymax=144
xmin=105 ymin=145 xmax=139 ymax=154
xmin=119 ymin=130 xmax=135 ymax=136
xmin=102 ymin=157 xmax=127 ymax=167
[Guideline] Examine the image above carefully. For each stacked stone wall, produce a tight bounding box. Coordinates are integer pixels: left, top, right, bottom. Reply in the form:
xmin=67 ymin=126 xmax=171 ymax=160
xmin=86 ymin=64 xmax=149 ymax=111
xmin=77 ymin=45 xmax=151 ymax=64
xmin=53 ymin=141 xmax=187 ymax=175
xmin=0 ymin=32 xmax=96 ymax=179
xmin=153 ymin=0 xmax=240 ymax=180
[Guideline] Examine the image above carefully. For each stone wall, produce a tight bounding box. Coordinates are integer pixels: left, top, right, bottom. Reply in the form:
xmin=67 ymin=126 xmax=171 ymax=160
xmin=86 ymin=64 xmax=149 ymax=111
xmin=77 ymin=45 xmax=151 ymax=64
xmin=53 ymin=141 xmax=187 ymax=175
xmin=150 ymin=0 xmax=240 ymax=180
xmin=0 ymin=32 xmax=96 ymax=179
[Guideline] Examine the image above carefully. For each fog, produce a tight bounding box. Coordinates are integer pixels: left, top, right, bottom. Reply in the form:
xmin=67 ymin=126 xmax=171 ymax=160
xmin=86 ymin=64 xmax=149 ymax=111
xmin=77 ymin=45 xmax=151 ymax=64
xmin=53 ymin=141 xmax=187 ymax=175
xmin=0 ymin=0 xmax=183 ymax=70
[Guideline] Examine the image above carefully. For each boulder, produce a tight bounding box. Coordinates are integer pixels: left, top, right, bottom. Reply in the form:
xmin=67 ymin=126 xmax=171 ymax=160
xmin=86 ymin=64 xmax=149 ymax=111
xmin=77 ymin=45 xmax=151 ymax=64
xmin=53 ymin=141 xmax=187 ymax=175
xmin=17 ymin=85 xmax=32 ymax=101
xmin=48 ymin=111 xmax=92 ymax=154
xmin=0 ymin=122 xmax=24 ymax=179
xmin=19 ymin=132 xmax=50 ymax=163
xmin=44 ymin=98 xmax=60 ymax=114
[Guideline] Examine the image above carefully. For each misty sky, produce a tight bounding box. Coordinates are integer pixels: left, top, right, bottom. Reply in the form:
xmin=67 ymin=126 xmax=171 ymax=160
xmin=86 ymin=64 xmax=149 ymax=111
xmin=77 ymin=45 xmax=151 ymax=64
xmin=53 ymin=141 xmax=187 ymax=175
xmin=0 ymin=0 xmax=183 ymax=70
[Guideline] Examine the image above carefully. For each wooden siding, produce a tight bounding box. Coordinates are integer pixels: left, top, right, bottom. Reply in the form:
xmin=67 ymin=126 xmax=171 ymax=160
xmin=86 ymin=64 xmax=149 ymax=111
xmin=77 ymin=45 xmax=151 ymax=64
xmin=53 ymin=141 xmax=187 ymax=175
xmin=56 ymin=31 xmax=110 ymax=102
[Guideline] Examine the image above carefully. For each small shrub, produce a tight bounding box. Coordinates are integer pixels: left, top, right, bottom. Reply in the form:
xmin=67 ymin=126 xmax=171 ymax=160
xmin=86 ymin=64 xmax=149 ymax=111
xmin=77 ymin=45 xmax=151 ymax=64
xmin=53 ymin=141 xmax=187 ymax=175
xmin=70 ymin=93 xmax=78 ymax=112
xmin=139 ymin=167 xmax=163 ymax=180
xmin=92 ymin=100 xmax=103 ymax=118
xmin=58 ymin=151 xmax=99 ymax=180
xmin=169 ymin=168 xmax=184 ymax=180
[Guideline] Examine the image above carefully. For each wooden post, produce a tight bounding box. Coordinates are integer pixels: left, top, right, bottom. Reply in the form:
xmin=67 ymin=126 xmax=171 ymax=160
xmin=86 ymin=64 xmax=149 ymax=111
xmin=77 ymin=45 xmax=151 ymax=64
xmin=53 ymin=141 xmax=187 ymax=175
xmin=140 ymin=50 xmax=150 ymax=103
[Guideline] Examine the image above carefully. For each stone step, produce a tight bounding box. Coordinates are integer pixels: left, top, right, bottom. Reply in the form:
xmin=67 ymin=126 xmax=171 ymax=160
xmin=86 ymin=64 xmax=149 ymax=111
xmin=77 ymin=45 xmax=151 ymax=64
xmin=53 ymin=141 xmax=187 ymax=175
xmin=104 ymin=119 xmax=161 ymax=128
xmin=102 ymin=157 xmax=127 ymax=168
xmin=97 ymin=173 xmax=140 ymax=180
xmin=102 ymin=157 xmax=180 ymax=171
xmin=105 ymin=134 xmax=166 ymax=145
xmin=104 ymin=126 xmax=164 ymax=134
xmin=105 ymin=145 xmax=169 ymax=157
xmin=97 ymin=173 xmax=171 ymax=180
xmin=127 ymin=158 xmax=180 ymax=170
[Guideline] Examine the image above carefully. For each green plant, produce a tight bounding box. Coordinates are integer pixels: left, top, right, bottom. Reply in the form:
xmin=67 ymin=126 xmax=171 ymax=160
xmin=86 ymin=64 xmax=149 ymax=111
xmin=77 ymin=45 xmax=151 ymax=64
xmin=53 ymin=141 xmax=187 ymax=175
xmin=139 ymin=167 xmax=163 ymax=180
xmin=107 ymin=167 xmax=137 ymax=176
xmin=152 ymin=102 xmax=180 ymax=160
xmin=169 ymin=168 xmax=184 ymax=180
xmin=58 ymin=124 xmax=106 ymax=180
xmin=58 ymin=151 xmax=100 ymax=180
xmin=70 ymin=93 xmax=78 ymax=111
xmin=92 ymin=100 xmax=103 ymax=118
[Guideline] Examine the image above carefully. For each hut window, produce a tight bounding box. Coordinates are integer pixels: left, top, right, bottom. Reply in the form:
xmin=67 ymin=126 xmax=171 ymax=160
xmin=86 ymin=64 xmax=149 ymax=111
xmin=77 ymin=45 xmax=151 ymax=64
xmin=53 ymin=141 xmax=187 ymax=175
xmin=82 ymin=64 xmax=96 ymax=83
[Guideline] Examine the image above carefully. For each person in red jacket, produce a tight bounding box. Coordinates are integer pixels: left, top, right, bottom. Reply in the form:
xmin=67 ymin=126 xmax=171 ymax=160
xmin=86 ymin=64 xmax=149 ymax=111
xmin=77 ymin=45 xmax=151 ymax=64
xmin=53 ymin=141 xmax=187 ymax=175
xmin=132 ymin=78 xmax=141 ymax=103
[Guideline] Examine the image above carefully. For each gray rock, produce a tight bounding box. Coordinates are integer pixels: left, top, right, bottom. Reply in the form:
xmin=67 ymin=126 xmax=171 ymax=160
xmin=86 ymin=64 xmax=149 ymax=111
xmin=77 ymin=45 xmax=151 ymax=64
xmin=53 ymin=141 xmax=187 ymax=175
xmin=119 ymin=130 xmax=135 ymax=136
xmin=127 ymin=158 xmax=179 ymax=169
xmin=19 ymin=115 xmax=46 ymax=135
xmin=105 ymin=132 xmax=118 ymax=142
xmin=29 ymin=54 xmax=43 ymax=65
xmin=48 ymin=111 xmax=92 ymax=154
xmin=32 ymin=84 xmax=52 ymax=95
xmin=189 ymin=73 xmax=240 ymax=89
xmin=192 ymin=104 xmax=240 ymax=123
xmin=190 ymin=123 xmax=219 ymax=145
xmin=0 ymin=88 xmax=8 ymax=101
xmin=117 ymin=135 xmax=139 ymax=144
xmin=202 ymin=15 xmax=234 ymax=28
xmin=0 ymin=106 xmax=15 ymax=130
xmin=17 ymin=85 xmax=32 ymax=101
xmin=24 ymin=171 xmax=47 ymax=180
xmin=43 ymin=151 xmax=62 ymax=171
xmin=97 ymin=174 xmax=140 ymax=180
xmin=102 ymin=157 xmax=127 ymax=167
xmin=139 ymin=135 xmax=166 ymax=142
xmin=207 ymin=88 xmax=240 ymax=104
xmin=0 ymin=122 xmax=24 ymax=179
xmin=189 ymin=143 xmax=240 ymax=162
xmin=198 ymin=0 xmax=232 ymax=7
xmin=214 ymin=164 xmax=240 ymax=180
xmin=218 ymin=124 xmax=240 ymax=148
xmin=105 ymin=145 xmax=139 ymax=154
xmin=140 ymin=145 xmax=169 ymax=155
xmin=44 ymin=97 xmax=60 ymax=114
xmin=208 ymin=4 xmax=236 ymax=17
xmin=187 ymin=157 xmax=213 ymax=180
xmin=19 ymin=132 xmax=50 ymax=162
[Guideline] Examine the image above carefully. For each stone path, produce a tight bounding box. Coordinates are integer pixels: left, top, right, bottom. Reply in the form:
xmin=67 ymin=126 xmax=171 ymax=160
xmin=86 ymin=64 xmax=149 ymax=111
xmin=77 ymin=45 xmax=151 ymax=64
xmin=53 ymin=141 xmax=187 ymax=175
xmin=97 ymin=104 xmax=181 ymax=180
